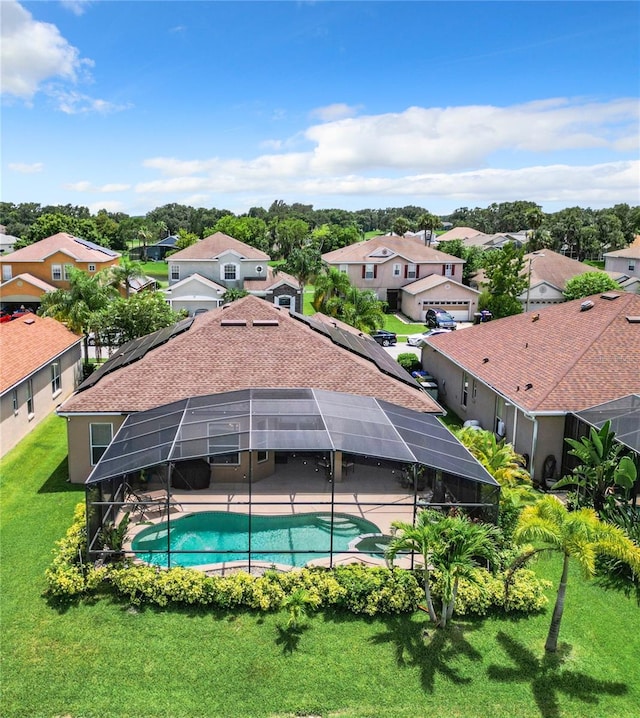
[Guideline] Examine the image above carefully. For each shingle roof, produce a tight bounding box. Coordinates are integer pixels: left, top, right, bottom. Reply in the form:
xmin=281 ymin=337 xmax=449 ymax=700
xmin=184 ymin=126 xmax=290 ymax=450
xmin=401 ymin=274 xmax=480 ymax=295
xmin=0 ymin=233 xmax=120 ymax=264
xmin=0 ymin=315 xmax=81 ymax=394
xmin=604 ymin=246 xmax=640 ymax=259
xmin=59 ymin=295 xmax=440 ymax=414
xmin=436 ymin=227 xmax=488 ymax=242
xmin=425 ymin=292 xmax=640 ymax=413
xmin=168 ymin=232 xmax=270 ymax=261
xmin=243 ymin=266 xmax=300 ymax=292
xmin=322 ymin=235 xmax=464 ymax=265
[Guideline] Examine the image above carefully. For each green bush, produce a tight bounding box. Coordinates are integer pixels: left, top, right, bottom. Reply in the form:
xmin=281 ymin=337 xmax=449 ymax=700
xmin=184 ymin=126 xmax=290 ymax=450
xmin=397 ymin=353 xmax=422 ymax=373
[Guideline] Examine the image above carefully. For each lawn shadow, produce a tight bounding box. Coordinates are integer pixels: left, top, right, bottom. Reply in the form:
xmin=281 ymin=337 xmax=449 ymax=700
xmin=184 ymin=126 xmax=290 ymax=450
xmin=370 ymin=617 xmax=483 ymax=694
xmin=37 ymin=456 xmax=83 ymax=494
xmin=487 ymin=631 xmax=628 ymax=718
xmin=275 ymin=624 xmax=309 ymax=655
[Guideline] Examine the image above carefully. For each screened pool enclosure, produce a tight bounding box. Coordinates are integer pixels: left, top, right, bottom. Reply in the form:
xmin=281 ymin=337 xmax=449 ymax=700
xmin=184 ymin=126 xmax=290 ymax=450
xmin=86 ymin=388 xmax=500 ymax=571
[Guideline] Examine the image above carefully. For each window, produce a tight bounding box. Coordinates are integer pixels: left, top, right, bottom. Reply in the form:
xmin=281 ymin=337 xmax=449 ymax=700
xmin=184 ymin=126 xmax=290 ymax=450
xmin=208 ymin=422 xmax=240 ymax=465
xmin=51 ymin=362 xmax=61 ymax=395
xmin=629 ymin=261 xmax=636 ymax=272
xmin=276 ymin=295 xmax=292 ymax=309
xmin=443 ymin=263 xmax=453 ymax=277
xmin=88 ymin=264 xmax=96 ymax=273
xmin=12 ymin=389 xmax=18 ymax=414
xmin=393 ymin=263 xmax=401 ymax=277
xmin=51 ymin=264 xmax=62 ymax=281
xmin=2 ymin=265 xmax=11 ymax=281
xmin=90 ymin=423 xmax=113 ymax=465
xmin=461 ymin=372 xmax=468 ymax=408
xmin=257 ymin=451 xmax=268 ymax=463
xmin=364 ymin=263 xmax=375 ymax=280
xmin=223 ymin=263 xmax=238 ymax=281
xmin=26 ymin=379 xmax=34 ymax=416
xmin=63 ymin=264 xmax=73 ymax=280
xmin=406 ymin=263 xmax=417 ymax=279
xmin=170 ymin=265 xmax=180 ymax=281
xmin=339 ymin=264 xmax=348 ymax=274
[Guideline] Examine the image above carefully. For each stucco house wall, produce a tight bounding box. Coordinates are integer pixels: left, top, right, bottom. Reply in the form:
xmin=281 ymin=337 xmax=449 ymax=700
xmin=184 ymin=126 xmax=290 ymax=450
xmin=401 ymin=280 xmax=480 ymax=322
xmin=168 ymin=255 xmax=267 ymax=288
xmin=604 ymin=253 xmax=640 ymax=278
xmin=66 ymin=414 xmax=128 ymax=484
xmin=1 ymin=343 xmax=81 ymax=458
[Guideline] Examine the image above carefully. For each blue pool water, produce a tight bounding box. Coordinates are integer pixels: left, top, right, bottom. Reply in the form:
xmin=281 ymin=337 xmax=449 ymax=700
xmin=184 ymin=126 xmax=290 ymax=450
xmin=131 ymin=511 xmax=383 ymax=568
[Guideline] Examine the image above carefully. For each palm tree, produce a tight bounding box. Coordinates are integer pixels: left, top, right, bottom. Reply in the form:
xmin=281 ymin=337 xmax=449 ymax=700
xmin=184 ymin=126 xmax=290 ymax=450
xmin=340 ymin=287 xmax=386 ymax=333
xmin=108 ymin=256 xmax=146 ymax=298
xmin=281 ymin=245 xmax=323 ymax=305
xmin=416 ymin=212 xmax=441 ymax=245
xmin=514 ymin=495 xmax=640 ymax=652
xmin=312 ymin=267 xmax=352 ymax=314
xmin=38 ymin=267 xmax=116 ymax=359
xmin=281 ymin=588 xmax=312 ymax=630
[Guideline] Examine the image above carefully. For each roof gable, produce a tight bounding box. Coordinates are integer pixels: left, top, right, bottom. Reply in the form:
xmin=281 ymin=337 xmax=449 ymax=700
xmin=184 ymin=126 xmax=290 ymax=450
xmin=323 ymin=235 xmax=464 ymax=265
xmin=168 ymin=232 xmax=270 ymax=261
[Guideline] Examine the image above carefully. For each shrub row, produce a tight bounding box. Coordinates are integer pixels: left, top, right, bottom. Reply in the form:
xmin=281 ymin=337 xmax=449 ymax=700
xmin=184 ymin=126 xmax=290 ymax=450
xmin=45 ymin=503 xmax=549 ymax=617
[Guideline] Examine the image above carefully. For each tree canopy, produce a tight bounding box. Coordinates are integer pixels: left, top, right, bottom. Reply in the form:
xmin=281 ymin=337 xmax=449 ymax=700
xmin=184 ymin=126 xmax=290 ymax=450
xmin=563 ymin=271 xmax=620 ymax=300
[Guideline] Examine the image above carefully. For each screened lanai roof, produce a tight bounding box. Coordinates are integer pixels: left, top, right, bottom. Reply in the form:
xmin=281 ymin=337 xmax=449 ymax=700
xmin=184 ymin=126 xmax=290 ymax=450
xmin=574 ymin=394 xmax=640 ymax=454
xmin=86 ymin=388 xmax=497 ymax=487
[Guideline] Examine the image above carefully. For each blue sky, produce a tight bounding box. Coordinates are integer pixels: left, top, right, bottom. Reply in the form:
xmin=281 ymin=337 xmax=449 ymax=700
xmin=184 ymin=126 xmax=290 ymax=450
xmin=2 ymin=1 xmax=639 ymax=217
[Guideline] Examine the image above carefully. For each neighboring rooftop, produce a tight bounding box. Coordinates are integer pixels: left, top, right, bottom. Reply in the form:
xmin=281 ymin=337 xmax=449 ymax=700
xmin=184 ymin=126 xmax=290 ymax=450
xmin=0 ymin=233 xmax=120 ymax=263
xmin=436 ymin=227 xmax=488 ymax=243
xmin=322 ymin=234 xmax=465 ymax=264
xmin=168 ymin=232 xmax=270 ymax=261
xmin=243 ymin=266 xmax=300 ymax=291
xmin=604 ymin=245 xmax=640 ymax=259
xmin=60 ymin=295 xmax=440 ymax=414
xmin=0 ymin=314 xmax=82 ymax=394
xmin=424 ymin=292 xmax=640 ymax=413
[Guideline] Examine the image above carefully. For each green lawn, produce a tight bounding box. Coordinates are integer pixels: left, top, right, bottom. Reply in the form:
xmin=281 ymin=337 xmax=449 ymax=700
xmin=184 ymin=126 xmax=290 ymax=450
xmin=139 ymin=260 xmax=169 ymax=288
xmin=2 ymin=415 xmax=639 ymax=718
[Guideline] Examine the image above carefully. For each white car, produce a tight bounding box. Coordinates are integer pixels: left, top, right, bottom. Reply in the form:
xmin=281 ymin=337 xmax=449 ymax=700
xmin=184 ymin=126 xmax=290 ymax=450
xmin=406 ymin=328 xmax=451 ymax=346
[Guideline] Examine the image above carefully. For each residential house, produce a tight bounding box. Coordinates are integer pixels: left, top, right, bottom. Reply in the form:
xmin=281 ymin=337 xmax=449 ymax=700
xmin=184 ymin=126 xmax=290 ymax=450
xmin=167 ymin=232 xmax=301 ymax=313
xmin=163 ymin=273 xmax=226 ymax=314
xmin=58 ymin=295 xmax=442 ymax=483
xmin=0 ymin=233 xmax=120 ymax=310
xmin=1 ymin=314 xmax=82 ymax=458
xmin=435 ymin=227 xmax=489 ymax=244
xmin=0 ymin=228 xmax=19 ymax=256
xmin=604 ymin=246 xmax=640 ymax=279
xmin=321 ymin=235 xmax=466 ymax=315
xmin=0 ymin=273 xmax=56 ymax=311
xmin=145 ymin=235 xmax=180 ymax=262
xmin=421 ymin=292 xmax=640 ymax=485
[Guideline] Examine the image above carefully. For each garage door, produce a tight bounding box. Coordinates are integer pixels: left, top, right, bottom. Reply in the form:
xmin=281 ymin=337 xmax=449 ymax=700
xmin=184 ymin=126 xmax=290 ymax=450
xmin=422 ymin=301 xmax=471 ymax=322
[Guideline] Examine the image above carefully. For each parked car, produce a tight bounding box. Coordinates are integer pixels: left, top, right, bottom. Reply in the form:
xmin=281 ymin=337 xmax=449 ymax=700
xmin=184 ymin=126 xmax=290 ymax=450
xmin=369 ymin=329 xmax=397 ymax=347
xmin=0 ymin=309 xmax=12 ymax=323
xmin=406 ymin=328 xmax=451 ymax=346
xmin=425 ymin=308 xmax=457 ymax=330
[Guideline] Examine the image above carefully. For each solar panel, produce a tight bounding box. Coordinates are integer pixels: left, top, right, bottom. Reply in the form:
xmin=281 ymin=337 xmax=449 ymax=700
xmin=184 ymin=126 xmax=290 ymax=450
xmin=72 ymin=236 xmax=119 ymax=257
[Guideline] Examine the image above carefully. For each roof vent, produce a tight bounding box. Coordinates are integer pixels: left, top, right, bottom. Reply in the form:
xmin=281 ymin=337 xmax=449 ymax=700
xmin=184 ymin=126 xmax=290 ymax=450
xmin=626 ymin=316 xmax=640 ymax=324
xmin=525 ymin=382 xmax=533 ymax=391
xmin=23 ymin=318 xmax=35 ymax=325
xmin=580 ymin=300 xmax=594 ymax=312
xmin=220 ymin=319 xmax=247 ymax=326
xmin=482 ymin=357 xmax=489 ymax=363
xmin=600 ymin=292 xmax=620 ymax=300
xmin=252 ymin=319 xmax=279 ymax=327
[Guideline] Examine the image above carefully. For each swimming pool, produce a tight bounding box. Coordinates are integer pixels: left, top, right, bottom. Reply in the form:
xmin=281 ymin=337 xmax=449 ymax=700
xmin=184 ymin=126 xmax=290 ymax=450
xmin=131 ymin=511 xmax=383 ymax=568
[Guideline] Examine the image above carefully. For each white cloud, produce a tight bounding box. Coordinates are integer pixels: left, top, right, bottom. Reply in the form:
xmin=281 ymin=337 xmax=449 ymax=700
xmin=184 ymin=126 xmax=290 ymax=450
xmin=49 ymin=89 xmax=132 ymax=115
xmin=64 ymin=181 xmax=131 ymax=192
xmin=8 ymin=161 xmax=43 ymax=174
xmin=1 ymin=1 xmax=87 ymax=98
xmin=60 ymin=1 xmax=91 ymax=16
xmin=309 ymin=103 xmax=360 ymax=122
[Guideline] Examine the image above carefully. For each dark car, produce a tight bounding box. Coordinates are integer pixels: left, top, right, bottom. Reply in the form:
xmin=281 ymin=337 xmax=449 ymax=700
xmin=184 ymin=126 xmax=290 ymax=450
xmin=425 ymin=308 xmax=457 ymax=330
xmin=369 ymin=329 xmax=397 ymax=347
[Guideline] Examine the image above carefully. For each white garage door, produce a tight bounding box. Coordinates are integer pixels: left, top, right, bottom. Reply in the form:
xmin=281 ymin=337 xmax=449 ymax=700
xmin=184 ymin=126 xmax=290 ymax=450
xmin=423 ymin=301 xmax=471 ymax=322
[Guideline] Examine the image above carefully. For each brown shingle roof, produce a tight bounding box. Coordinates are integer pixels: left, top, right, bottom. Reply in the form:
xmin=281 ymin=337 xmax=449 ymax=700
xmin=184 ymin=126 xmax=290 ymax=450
xmin=243 ymin=266 xmax=300 ymax=292
xmin=0 ymin=233 xmax=120 ymax=264
xmin=60 ymin=295 xmax=440 ymax=414
xmin=168 ymin=232 xmax=270 ymax=261
xmin=322 ymin=235 xmax=464 ymax=265
xmin=0 ymin=315 xmax=81 ymax=394
xmin=425 ymin=292 xmax=640 ymax=413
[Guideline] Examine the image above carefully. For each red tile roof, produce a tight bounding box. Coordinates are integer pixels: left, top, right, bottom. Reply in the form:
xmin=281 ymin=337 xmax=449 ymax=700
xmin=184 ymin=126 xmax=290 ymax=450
xmin=60 ymin=295 xmax=440 ymax=414
xmin=425 ymin=292 xmax=640 ymax=413
xmin=168 ymin=232 xmax=270 ymax=261
xmin=0 ymin=315 xmax=82 ymax=394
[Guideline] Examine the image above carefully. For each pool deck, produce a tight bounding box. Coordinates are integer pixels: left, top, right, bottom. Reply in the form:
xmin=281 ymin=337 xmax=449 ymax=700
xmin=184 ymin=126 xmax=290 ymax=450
xmin=120 ymin=459 xmax=419 ymax=573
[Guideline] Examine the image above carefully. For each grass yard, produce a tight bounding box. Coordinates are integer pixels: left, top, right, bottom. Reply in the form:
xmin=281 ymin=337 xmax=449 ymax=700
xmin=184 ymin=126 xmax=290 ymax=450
xmin=139 ymin=260 xmax=169 ymax=288
xmin=1 ymin=415 xmax=639 ymax=718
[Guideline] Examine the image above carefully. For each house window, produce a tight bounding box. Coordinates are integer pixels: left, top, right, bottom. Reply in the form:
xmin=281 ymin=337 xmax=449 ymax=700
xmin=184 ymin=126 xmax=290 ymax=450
xmin=495 ymin=397 xmax=506 ymax=437
xmin=51 ymin=362 xmax=61 ymax=395
xmin=170 ymin=265 xmax=180 ymax=281
xmin=12 ymin=389 xmax=18 ymax=414
xmin=629 ymin=261 xmax=636 ymax=272
xmin=339 ymin=264 xmax=348 ymax=274
xmin=257 ymin=451 xmax=268 ymax=463
xmin=51 ymin=264 xmax=62 ymax=281
xmin=208 ymin=422 xmax=240 ymax=465
xmin=276 ymin=295 xmax=292 ymax=309
xmin=393 ymin=263 xmax=401 ymax=277
xmin=461 ymin=372 xmax=468 ymax=408
xmin=88 ymin=264 xmax=96 ymax=272
xmin=26 ymin=379 xmax=34 ymax=416
xmin=63 ymin=264 xmax=73 ymax=280
xmin=364 ymin=263 xmax=375 ymax=280
xmin=406 ymin=263 xmax=417 ymax=279
xmin=443 ymin=263 xmax=453 ymax=277
xmin=2 ymin=265 xmax=11 ymax=281
xmin=223 ymin=263 xmax=238 ymax=281
xmin=90 ymin=423 xmax=113 ymax=465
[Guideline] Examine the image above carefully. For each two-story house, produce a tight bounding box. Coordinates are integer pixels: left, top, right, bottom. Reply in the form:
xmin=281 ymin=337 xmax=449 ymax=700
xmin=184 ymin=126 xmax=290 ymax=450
xmin=0 ymin=233 xmax=120 ymax=311
xmin=165 ymin=232 xmax=301 ymax=314
xmin=604 ymin=245 xmax=640 ymax=280
xmin=322 ymin=235 xmax=467 ymax=317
